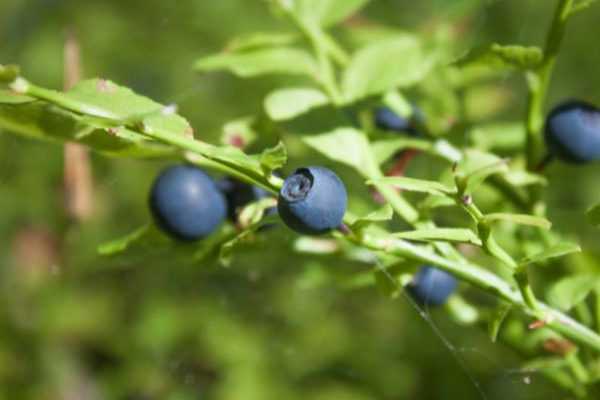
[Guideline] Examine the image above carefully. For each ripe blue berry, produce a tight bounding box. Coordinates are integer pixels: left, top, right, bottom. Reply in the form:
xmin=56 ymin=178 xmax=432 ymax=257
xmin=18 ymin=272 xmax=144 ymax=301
xmin=545 ymin=100 xmax=600 ymax=163
xmin=407 ymin=266 xmax=457 ymax=307
xmin=278 ymin=167 xmax=347 ymax=235
xmin=218 ymin=178 xmax=274 ymax=222
xmin=374 ymin=106 xmax=421 ymax=136
xmin=149 ymin=165 xmax=226 ymax=241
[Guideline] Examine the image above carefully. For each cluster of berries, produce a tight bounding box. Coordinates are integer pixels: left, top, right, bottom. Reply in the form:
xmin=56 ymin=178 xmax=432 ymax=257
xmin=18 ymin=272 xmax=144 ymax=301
xmin=148 ymin=99 xmax=596 ymax=307
xmin=149 ymin=165 xmax=347 ymax=240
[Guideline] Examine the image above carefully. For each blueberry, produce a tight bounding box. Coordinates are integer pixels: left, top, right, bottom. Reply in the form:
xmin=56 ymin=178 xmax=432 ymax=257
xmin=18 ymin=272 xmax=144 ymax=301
xmin=149 ymin=164 xmax=226 ymax=241
xmin=278 ymin=167 xmax=347 ymax=235
xmin=545 ymin=100 xmax=600 ymax=163
xmin=407 ymin=266 xmax=457 ymax=307
xmin=374 ymin=106 xmax=422 ymax=136
xmin=218 ymin=177 xmax=274 ymax=222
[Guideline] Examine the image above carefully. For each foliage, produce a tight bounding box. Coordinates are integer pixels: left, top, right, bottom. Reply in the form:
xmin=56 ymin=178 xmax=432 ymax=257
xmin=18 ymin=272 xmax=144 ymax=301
xmin=2 ymin=0 xmax=600 ymax=398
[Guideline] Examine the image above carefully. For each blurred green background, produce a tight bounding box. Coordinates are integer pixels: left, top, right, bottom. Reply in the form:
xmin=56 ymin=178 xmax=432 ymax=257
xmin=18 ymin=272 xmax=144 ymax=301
xmin=1 ymin=0 xmax=600 ymax=398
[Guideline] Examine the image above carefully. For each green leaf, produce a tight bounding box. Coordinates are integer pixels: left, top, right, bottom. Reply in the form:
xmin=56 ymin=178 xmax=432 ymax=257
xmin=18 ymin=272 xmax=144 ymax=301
xmin=484 ymin=213 xmax=552 ymax=230
xmin=382 ymin=91 xmax=413 ymax=119
xmin=293 ymin=0 xmax=370 ymax=27
xmin=194 ymin=47 xmax=317 ymax=78
xmin=469 ymin=122 xmax=525 ymax=151
xmin=221 ymin=116 xmax=257 ymax=149
xmin=0 ymin=89 xmax=35 ymax=104
xmin=342 ymin=36 xmax=433 ymax=102
xmin=547 ymin=274 xmax=600 ymax=311
xmin=419 ymin=195 xmax=456 ymax=210
xmin=0 ymin=98 xmax=173 ymax=157
xmin=302 ymin=127 xmax=379 ymax=176
xmin=264 ymin=87 xmax=329 ymax=121
xmin=488 ymin=303 xmax=511 ymax=343
xmin=454 ymin=43 xmax=543 ymax=71
xmin=503 ymin=170 xmax=547 ymax=187
xmin=519 ymin=243 xmax=581 ymax=266
xmin=294 ymin=237 xmax=340 ymax=254
xmin=462 ymin=158 xmax=509 ymax=193
xmin=455 ymin=149 xmax=503 ymax=176
xmin=259 ymin=141 xmax=287 ymax=175
xmin=368 ymin=176 xmax=455 ymax=196
xmin=237 ymin=198 xmax=278 ymax=229
xmin=97 ymin=224 xmax=218 ymax=267
xmin=393 ymin=228 xmax=481 ymax=245
xmin=446 ymin=296 xmax=479 ymax=325
xmin=431 ymin=139 xmax=463 ymax=163
xmin=219 ymin=230 xmax=254 ymax=267
xmin=571 ymin=0 xmax=598 ymax=15
xmin=586 ymin=203 xmax=600 ymax=227
xmin=351 ymin=204 xmax=394 ymax=231
xmin=2 ymin=78 xmax=192 ymax=156
xmin=217 ymin=213 xmax=278 ymax=266
xmin=225 ymin=32 xmax=297 ymax=51
xmin=98 ymin=225 xmax=151 ymax=255
xmin=370 ymin=138 xmax=431 ymax=165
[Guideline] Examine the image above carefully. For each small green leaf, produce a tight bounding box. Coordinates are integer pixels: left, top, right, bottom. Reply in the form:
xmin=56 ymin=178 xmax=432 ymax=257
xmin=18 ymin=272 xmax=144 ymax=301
xmin=194 ymin=47 xmax=317 ymax=78
xmin=470 ymin=122 xmax=525 ymax=151
xmin=586 ymin=203 xmax=600 ymax=227
xmin=462 ymin=159 xmax=509 ymax=193
xmin=455 ymin=149 xmax=503 ymax=176
xmin=547 ymin=274 xmax=600 ymax=311
xmin=0 ymin=89 xmax=35 ymax=104
xmin=259 ymin=141 xmax=287 ymax=175
xmin=221 ymin=116 xmax=257 ymax=149
xmin=351 ymin=204 xmax=394 ymax=231
xmin=303 ymin=127 xmax=379 ymax=176
xmin=370 ymin=138 xmax=431 ymax=165
xmin=0 ymin=98 xmax=173 ymax=157
xmin=455 ymin=43 xmax=543 ymax=71
xmin=447 ymin=296 xmax=479 ymax=325
xmin=382 ymin=91 xmax=413 ymax=120
xmin=484 ymin=213 xmax=552 ymax=230
xmin=419 ymin=195 xmax=456 ymax=210
xmin=571 ymin=0 xmax=598 ymax=15
xmin=293 ymin=0 xmax=370 ymax=27
xmin=393 ymin=228 xmax=481 ymax=246
xmin=98 ymin=225 xmax=151 ymax=255
xmin=519 ymin=243 xmax=581 ymax=266
xmin=225 ymin=32 xmax=297 ymax=51
xmin=237 ymin=198 xmax=277 ymax=229
xmin=432 ymin=139 xmax=463 ymax=163
xmin=219 ymin=230 xmax=254 ymax=267
xmin=488 ymin=303 xmax=511 ymax=343
xmin=264 ymin=87 xmax=329 ymax=121
xmin=368 ymin=176 xmax=455 ymax=196
xmin=503 ymin=170 xmax=547 ymax=187
xmin=342 ymin=36 xmax=433 ymax=102
xmin=294 ymin=237 xmax=340 ymax=254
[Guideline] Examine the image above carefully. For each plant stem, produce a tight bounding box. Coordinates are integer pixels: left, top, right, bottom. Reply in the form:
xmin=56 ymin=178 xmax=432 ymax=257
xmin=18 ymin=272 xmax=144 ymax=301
xmin=17 ymin=80 xmax=282 ymax=195
xmin=525 ymin=0 xmax=574 ymax=171
xmin=357 ymin=233 xmax=600 ymax=352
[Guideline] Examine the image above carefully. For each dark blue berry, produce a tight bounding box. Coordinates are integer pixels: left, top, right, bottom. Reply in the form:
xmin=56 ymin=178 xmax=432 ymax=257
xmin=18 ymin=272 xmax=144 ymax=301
xmin=374 ymin=106 xmax=422 ymax=136
xmin=407 ymin=266 xmax=457 ymax=307
xmin=218 ymin=178 xmax=274 ymax=222
xmin=545 ymin=100 xmax=600 ymax=163
xmin=278 ymin=167 xmax=347 ymax=235
xmin=149 ymin=165 xmax=226 ymax=241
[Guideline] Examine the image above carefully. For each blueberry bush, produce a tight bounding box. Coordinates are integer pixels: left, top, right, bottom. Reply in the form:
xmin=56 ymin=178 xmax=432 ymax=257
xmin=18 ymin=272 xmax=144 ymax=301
xmin=2 ymin=0 xmax=600 ymax=398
